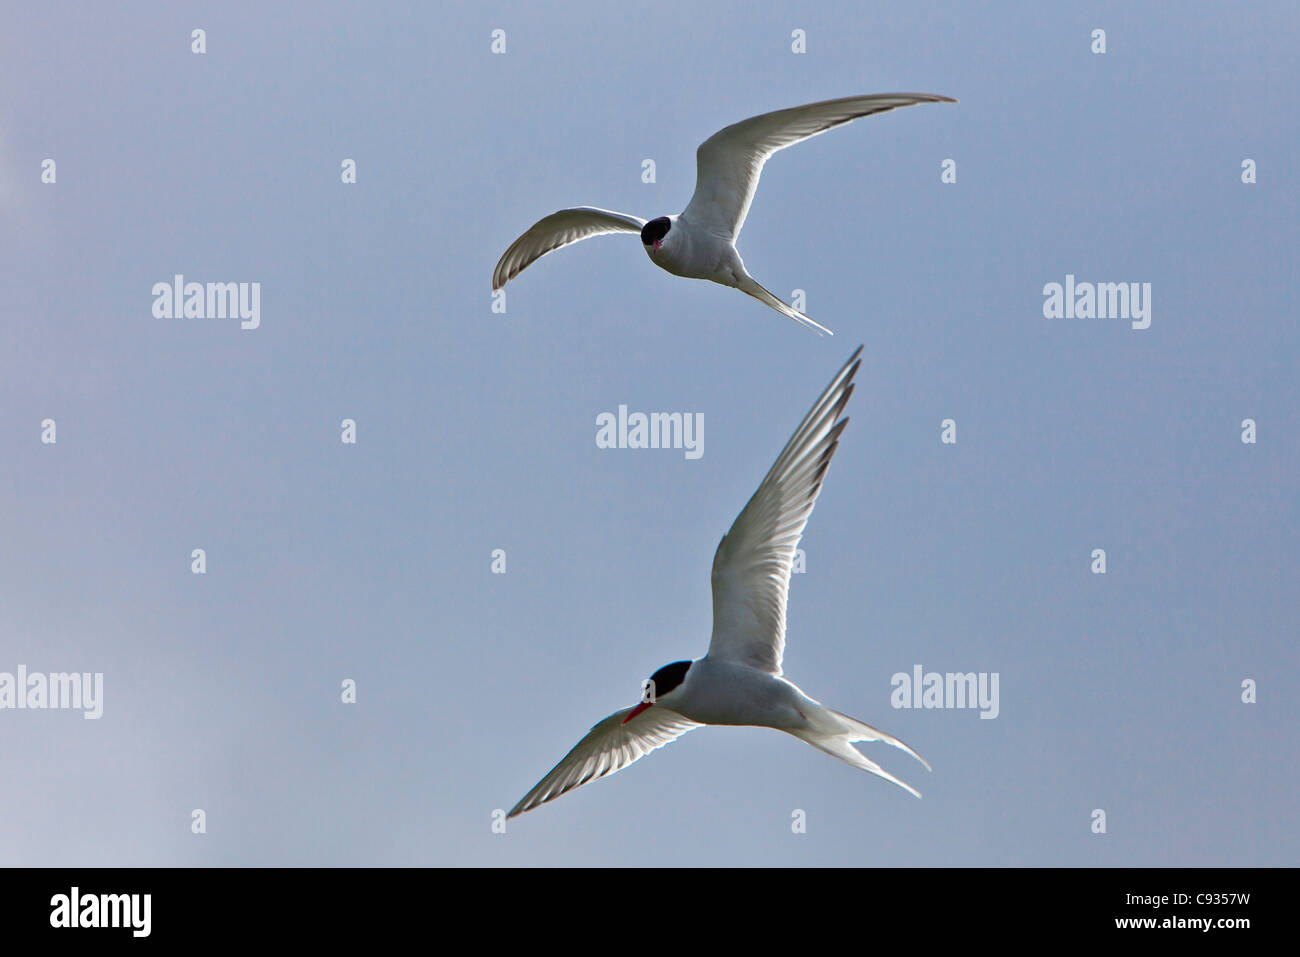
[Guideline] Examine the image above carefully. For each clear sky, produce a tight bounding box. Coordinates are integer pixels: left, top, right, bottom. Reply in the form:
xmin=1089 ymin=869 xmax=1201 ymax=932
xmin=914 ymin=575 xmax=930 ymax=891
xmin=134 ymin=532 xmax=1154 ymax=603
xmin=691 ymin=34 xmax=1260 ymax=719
xmin=1 ymin=1 xmax=1296 ymax=866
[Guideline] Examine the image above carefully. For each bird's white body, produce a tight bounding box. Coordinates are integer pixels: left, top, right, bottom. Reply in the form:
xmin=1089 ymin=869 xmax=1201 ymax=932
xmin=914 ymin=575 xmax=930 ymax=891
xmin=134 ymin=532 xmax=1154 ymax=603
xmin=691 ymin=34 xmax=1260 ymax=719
xmin=493 ymin=93 xmax=956 ymax=335
xmin=641 ymin=214 xmax=739 ymax=283
xmin=507 ymin=348 xmax=930 ymax=818
xmin=662 ymin=656 xmax=818 ymax=730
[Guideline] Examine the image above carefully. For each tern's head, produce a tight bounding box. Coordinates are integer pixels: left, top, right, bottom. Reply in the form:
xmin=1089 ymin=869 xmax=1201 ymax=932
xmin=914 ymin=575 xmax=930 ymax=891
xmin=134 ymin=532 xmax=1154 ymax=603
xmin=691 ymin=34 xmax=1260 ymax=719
xmin=622 ymin=659 xmax=692 ymax=724
xmin=640 ymin=216 xmax=672 ymax=253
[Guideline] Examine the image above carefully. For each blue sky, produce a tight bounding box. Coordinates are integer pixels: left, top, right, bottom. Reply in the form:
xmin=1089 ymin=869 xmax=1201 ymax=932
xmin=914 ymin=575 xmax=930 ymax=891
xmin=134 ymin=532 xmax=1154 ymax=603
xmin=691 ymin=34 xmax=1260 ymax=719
xmin=1 ymin=1 xmax=1296 ymax=865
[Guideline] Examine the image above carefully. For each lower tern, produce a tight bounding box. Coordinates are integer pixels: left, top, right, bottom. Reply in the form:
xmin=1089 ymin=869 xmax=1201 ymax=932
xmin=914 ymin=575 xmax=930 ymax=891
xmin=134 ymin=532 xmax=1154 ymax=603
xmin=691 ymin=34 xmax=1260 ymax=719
xmin=508 ymin=346 xmax=929 ymax=817
xmin=492 ymin=93 xmax=956 ymax=336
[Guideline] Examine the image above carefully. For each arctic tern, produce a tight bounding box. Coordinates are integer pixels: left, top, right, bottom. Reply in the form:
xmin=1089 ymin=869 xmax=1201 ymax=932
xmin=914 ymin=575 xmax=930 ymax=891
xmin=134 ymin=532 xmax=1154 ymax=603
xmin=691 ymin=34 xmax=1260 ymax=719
xmin=492 ymin=93 xmax=955 ymax=336
xmin=508 ymin=346 xmax=929 ymax=817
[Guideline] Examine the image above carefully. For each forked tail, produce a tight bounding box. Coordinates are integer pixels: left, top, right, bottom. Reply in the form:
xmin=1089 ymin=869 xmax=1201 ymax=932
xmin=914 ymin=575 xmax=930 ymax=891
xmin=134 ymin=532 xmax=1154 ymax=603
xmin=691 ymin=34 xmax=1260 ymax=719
xmin=735 ymin=274 xmax=834 ymax=336
xmin=789 ymin=707 xmax=930 ymax=798
xmin=829 ymin=708 xmax=932 ymax=772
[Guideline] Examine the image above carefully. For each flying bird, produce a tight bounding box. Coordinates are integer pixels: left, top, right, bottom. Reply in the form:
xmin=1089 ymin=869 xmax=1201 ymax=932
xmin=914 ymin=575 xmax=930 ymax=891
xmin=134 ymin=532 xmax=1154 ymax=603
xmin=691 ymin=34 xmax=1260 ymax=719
xmin=508 ymin=346 xmax=929 ymax=817
xmin=492 ymin=93 xmax=955 ymax=336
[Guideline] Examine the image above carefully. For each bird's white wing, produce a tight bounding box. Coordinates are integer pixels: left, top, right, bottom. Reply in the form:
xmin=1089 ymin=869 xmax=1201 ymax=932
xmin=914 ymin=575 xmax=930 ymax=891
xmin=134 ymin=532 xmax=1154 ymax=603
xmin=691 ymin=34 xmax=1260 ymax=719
xmin=682 ymin=93 xmax=956 ymax=240
xmin=508 ymin=705 xmax=700 ymax=817
xmin=706 ymin=346 xmax=863 ymax=674
xmin=492 ymin=207 xmax=646 ymax=291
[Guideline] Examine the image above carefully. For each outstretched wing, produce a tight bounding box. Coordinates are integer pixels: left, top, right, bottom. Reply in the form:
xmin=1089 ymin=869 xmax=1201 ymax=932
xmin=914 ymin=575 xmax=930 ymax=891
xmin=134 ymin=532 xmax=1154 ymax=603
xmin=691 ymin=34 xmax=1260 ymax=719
xmin=706 ymin=346 xmax=863 ymax=674
xmin=683 ymin=94 xmax=955 ymax=240
xmin=508 ymin=705 xmax=700 ymax=817
xmin=492 ymin=207 xmax=646 ymax=291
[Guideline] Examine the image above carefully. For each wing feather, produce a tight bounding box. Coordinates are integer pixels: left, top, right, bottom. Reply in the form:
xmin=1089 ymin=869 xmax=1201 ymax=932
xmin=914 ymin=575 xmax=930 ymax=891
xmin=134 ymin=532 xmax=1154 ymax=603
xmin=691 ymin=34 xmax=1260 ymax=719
xmin=706 ymin=347 xmax=864 ymax=673
xmin=508 ymin=706 xmax=699 ymax=817
xmin=492 ymin=207 xmax=646 ymax=291
xmin=683 ymin=94 xmax=955 ymax=239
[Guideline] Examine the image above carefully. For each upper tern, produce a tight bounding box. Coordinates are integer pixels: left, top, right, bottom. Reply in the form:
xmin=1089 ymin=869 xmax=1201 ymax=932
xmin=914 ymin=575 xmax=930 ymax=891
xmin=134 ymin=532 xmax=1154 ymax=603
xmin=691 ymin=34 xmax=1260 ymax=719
xmin=508 ymin=346 xmax=929 ymax=817
xmin=492 ymin=93 xmax=955 ymax=336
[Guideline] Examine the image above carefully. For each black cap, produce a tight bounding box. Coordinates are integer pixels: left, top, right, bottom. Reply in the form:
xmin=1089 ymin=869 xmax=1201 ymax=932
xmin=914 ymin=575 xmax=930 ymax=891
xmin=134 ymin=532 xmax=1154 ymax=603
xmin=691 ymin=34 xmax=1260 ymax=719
xmin=640 ymin=217 xmax=671 ymax=246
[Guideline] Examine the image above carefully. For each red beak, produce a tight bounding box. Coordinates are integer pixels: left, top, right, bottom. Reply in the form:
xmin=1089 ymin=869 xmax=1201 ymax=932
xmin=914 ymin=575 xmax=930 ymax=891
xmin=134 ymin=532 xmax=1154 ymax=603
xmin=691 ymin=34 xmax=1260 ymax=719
xmin=622 ymin=701 xmax=653 ymax=725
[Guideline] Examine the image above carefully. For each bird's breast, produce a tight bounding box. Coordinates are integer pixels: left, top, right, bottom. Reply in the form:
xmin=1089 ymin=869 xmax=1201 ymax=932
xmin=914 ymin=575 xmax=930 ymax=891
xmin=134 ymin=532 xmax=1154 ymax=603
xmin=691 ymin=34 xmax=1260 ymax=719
xmin=647 ymin=224 xmax=735 ymax=283
xmin=673 ymin=658 xmax=813 ymax=729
